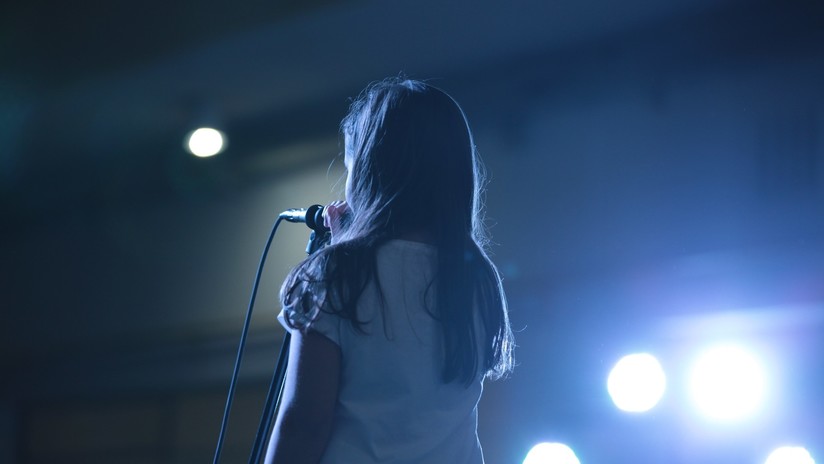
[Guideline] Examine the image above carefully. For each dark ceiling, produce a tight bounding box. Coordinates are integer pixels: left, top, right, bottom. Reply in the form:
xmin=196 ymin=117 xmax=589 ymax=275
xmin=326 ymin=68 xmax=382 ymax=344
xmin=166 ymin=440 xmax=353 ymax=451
xmin=3 ymin=0 xmax=758 ymax=236
xmin=1 ymin=0 xmax=342 ymax=89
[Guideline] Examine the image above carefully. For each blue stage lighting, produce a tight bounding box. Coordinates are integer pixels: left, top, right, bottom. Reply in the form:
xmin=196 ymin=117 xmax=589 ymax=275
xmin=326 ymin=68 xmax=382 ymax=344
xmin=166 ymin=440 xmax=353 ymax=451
xmin=689 ymin=344 xmax=766 ymax=422
xmin=607 ymin=353 xmax=666 ymax=412
xmin=765 ymin=446 xmax=815 ymax=464
xmin=523 ymin=442 xmax=581 ymax=464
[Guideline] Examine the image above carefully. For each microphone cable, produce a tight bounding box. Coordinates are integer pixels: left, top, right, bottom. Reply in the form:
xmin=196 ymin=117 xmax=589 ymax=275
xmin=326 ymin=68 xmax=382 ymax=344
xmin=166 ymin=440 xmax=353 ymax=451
xmin=212 ymin=216 xmax=285 ymax=464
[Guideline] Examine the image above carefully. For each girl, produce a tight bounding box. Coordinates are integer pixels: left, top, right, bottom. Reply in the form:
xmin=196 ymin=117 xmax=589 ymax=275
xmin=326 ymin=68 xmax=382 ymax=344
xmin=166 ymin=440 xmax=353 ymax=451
xmin=266 ymin=78 xmax=514 ymax=464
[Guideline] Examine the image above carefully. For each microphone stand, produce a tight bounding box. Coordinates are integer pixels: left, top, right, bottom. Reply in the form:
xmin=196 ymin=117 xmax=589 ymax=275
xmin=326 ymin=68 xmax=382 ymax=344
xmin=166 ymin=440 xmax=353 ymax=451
xmin=248 ymin=229 xmax=330 ymax=464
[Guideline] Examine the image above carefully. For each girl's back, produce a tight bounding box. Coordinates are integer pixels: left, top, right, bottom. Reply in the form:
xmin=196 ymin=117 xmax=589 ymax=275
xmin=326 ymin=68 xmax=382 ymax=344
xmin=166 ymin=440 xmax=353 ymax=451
xmin=291 ymin=239 xmax=483 ymax=463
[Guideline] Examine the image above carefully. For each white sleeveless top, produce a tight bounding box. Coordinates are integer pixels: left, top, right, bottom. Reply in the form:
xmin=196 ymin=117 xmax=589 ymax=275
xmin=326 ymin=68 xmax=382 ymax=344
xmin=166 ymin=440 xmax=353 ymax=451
xmin=279 ymin=239 xmax=485 ymax=464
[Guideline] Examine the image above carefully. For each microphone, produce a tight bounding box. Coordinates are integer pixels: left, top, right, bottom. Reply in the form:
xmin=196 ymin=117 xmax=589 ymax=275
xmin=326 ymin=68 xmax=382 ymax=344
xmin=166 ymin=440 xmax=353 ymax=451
xmin=279 ymin=205 xmax=329 ymax=232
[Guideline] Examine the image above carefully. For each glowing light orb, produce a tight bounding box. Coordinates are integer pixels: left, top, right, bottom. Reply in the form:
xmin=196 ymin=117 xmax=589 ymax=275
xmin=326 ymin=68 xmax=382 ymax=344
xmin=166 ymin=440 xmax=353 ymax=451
xmin=765 ymin=446 xmax=815 ymax=464
xmin=523 ymin=442 xmax=580 ymax=464
xmin=689 ymin=344 xmax=766 ymax=422
xmin=186 ymin=127 xmax=226 ymax=157
xmin=607 ymin=353 xmax=666 ymax=412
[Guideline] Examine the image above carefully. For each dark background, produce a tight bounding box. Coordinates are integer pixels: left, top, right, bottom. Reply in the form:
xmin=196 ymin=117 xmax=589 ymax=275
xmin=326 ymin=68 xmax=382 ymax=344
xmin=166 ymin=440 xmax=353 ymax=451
xmin=2 ymin=0 xmax=823 ymax=462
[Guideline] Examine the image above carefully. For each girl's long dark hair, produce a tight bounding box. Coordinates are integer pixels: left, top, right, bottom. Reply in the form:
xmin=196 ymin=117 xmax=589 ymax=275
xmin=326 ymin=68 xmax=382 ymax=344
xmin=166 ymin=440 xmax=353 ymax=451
xmin=281 ymin=78 xmax=513 ymax=385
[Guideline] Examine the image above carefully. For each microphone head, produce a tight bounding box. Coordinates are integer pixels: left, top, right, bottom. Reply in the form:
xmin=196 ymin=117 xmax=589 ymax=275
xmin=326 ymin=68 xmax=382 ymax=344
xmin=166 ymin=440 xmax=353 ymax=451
xmin=279 ymin=204 xmax=331 ymax=233
xmin=304 ymin=204 xmax=327 ymax=232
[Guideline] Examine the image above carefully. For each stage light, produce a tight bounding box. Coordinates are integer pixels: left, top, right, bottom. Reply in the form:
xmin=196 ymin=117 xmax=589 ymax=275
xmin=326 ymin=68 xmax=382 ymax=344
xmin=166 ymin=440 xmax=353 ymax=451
xmin=523 ymin=442 xmax=580 ymax=464
xmin=765 ymin=446 xmax=815 ymax=464
xmin=689 ymin=344 xmax=766 ymax=422
xmin=186 ymin=127 xmax=226 ymax=157
xmin=607 ymin=353 xmax=666 ymax=412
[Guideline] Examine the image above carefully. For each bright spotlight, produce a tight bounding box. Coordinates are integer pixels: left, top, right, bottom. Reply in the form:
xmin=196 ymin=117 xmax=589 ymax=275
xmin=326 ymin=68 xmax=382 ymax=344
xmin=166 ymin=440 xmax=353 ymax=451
xmin=607 ymin=353 xmax=666 ymax=412
xmin=523 ymin=442 xmax=580 ymax=464
xmin=689 ymin=344 xmax=766 ymax=422
xmin=765 ymin=446 xmax=815 ymax=464
xmin=186 ymin=127 xmax=226 ymax=157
